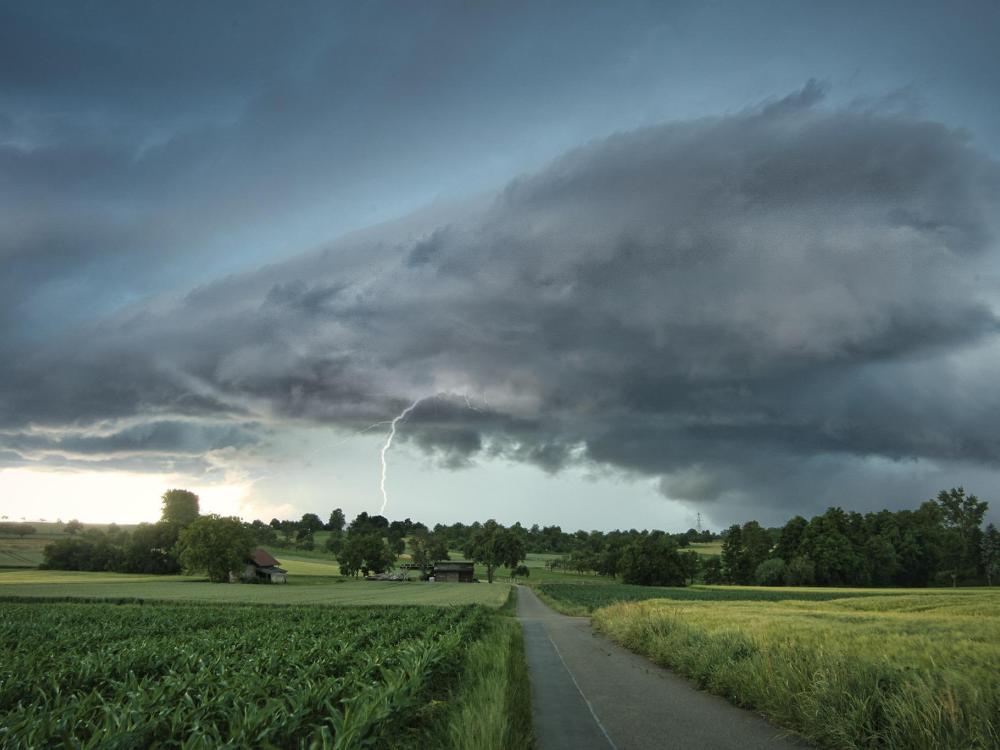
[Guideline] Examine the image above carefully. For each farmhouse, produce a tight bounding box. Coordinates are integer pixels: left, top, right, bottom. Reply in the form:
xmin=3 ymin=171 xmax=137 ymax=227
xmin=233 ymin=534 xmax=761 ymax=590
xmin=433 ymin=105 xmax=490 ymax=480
xmin=238 ymin=547 xmax=288 ymax=583
xmin=433 ymin=561 xmax=475 ymax=583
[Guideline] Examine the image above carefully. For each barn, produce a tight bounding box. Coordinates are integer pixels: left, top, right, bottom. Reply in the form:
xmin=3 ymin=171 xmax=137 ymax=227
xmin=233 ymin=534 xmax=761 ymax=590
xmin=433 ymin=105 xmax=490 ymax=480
xmin=433 ymin=561 xmax=475 ymax=583
xmin=239 ymin=547 xmax=288 ymax=583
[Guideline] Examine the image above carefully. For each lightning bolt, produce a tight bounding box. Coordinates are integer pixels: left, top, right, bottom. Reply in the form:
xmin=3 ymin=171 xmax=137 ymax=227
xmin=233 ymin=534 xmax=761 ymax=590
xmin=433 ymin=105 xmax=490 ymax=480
xmin=376 ymin=390 xmax=491 ymax=515
xmin=378 ymin=398 xmax=424 ymax=515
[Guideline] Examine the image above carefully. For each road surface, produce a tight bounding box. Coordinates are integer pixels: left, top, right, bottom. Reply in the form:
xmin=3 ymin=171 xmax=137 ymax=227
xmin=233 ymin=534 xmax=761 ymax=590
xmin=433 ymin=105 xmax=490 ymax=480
xmin=516 ymin=585 xmax=809 ymax=750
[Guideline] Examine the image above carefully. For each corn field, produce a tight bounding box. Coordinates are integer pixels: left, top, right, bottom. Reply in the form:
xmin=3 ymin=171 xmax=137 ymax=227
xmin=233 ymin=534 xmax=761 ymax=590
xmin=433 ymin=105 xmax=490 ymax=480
xmin=0 ymin=601 xmax=490 ymax=749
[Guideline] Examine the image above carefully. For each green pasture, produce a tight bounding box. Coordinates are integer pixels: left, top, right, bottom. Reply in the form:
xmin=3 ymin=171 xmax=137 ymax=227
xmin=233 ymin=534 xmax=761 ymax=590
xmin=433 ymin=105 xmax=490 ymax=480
xmin=0 ymin=522 xmax=139 ymax=568
xmin=684 ymin=540 xmax=723 ymax=556
xmin=0 ymin=568 xmax=512 ymax=607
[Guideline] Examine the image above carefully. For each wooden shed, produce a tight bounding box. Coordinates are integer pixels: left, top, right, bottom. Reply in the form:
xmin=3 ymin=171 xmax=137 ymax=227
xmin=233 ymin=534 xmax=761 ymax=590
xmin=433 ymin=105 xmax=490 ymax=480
xmin=238 ymin=547 xmax=288 ymax=583
xmin=432 ymin=561 xmax=475 ymax=583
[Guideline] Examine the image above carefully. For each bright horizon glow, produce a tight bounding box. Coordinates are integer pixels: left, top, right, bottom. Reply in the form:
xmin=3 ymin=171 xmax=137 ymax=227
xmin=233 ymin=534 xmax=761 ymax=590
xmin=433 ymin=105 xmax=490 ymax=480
xmin=0 ymin=468 xmax=252 ymax=525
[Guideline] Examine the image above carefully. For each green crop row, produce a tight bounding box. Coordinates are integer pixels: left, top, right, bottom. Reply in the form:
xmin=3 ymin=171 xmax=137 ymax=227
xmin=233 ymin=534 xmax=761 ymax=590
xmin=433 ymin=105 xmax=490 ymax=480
xmin=1 ymin=601 xmax=490 ymax=749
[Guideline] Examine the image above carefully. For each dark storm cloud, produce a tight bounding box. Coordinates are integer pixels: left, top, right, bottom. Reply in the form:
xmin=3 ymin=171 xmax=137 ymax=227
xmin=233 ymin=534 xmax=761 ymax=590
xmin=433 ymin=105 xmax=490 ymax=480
xmin=4 ymin=88 xmax=1000 ymax=521
xmin=0 ymin=0 xmax=700 ymax=347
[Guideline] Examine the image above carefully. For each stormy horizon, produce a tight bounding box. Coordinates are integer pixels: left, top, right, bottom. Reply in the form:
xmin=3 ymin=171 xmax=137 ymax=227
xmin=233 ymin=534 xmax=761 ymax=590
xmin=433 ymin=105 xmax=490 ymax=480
xmin=3 ymin=1 xmax=1000 ymax=531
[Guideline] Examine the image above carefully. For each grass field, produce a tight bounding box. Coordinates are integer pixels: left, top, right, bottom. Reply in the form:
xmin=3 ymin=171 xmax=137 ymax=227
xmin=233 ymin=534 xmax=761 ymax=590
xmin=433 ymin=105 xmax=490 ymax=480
xmin=0 ymin=568 xmax=513 ymax=607
xmin=684 ymin=540 xmax=723 ymax=556
xmin=0 ymin=597 xmax=532 ymax=749
xmin=592 ymin=589 xmax=1000 ymax=749
xmin=0 ymin=537 xmax=46 ymax=567
xmin=0 ymin=522 xmax=140 ymax=568
xmin=534 ymin=582 xmax=909 ymax=615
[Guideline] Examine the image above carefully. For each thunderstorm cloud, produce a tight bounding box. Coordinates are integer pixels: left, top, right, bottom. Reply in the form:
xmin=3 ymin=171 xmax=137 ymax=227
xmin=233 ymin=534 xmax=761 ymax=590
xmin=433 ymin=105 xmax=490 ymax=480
xmin=4 ymin=83 xmax=1000 ymax=522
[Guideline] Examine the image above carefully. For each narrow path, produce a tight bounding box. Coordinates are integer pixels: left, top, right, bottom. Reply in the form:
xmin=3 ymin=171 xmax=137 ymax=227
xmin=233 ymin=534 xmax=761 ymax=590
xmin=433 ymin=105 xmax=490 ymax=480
xmin=516 ymin=585 xmax=809 ymax=750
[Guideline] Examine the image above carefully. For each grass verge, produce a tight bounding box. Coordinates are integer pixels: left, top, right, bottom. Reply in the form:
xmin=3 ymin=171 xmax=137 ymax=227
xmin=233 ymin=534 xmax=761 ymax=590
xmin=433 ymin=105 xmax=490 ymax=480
xmin=592 ymin=593 xmax=1000 ymax=750
xmin=423 ymin=587 xmax=534 ymax=749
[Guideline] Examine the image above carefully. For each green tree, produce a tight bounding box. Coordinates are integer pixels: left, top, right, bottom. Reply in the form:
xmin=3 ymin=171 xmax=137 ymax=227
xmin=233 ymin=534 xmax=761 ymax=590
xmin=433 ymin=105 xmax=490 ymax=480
xmin=325 ymin=534 xmax=344 ymax=556
xmin=63 ymin=519 xmax=84 ymax=536
xmin=327 ymin=508 xmax=346 ymax=533
xmin=295 ymin=527 xmax=315 ymax=551
xmin=619 ymin=533 xmax=686 ymax=586
xmin=0 ymin=522 xmax=38 ymax=539
xmin=464 ymin=520 xmax=526 ymax=583
xmin=388 ymin=534 xmax=406 ymax=556
xmin=935 ymin=487 xmax=988 ymax=585
xmin=701 ymin=557 xmax=723 ymax=584
xmin=511 ymin=564 xmax=530 ymax=581
xmin=337 ymin=532 xmax=395 ymax=577
xmin=124 ymin=522 xmax=181 ymax=574
xmin=755 ymin=557 xmax=787 ymax=586
xmin=774 ymin=515 xmax=807 ymax=562
xmin=798 ymin=508 xmax=864 ymax=586
xmin=348 ymin=512 xmax=389 ymax=534
xmin=982 ymin=523 xmax=1000 ymax=586
xmin=679 ymin=550 xmax=701 ymax=584
xmin=596 ymin=538 xmax=626 ymax=578
xmin=161 ymin=489 xmax=200 ymax=527
xmin=176 ymin=515 xmax=255 ymax=583
xmin=721 ymin=521 xmax=771 ymax=584
xmin=784 ymin=555 xmax=815 ymax=585
xmin=299 ymin=513 xmax=325 ymax=534
xmin=248 ymin=520 xmax=278 ymax=545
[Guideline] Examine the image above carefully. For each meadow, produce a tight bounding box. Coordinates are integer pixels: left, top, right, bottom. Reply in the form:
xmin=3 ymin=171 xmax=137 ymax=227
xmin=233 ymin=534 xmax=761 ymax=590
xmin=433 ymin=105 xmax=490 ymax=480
xmin=0 ymin=567 xmax=512 ymax=607
xmin=591 ymin=589 xmax=1000 ymax=750
xmin=535 ymin=581 xmax=892 ymax=615
xmin=0 ymin=522 xmax=141 ymax=568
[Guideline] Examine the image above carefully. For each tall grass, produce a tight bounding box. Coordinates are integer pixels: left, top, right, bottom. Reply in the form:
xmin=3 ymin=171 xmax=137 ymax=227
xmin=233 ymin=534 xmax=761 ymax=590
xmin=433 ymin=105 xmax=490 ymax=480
xmin=593 ymin=593 xmax=1000 ymax=749
xmin=535 ymin=582 xmax=893 ymax=616
xmin=425 ymin=588 xmax=534 ymax=749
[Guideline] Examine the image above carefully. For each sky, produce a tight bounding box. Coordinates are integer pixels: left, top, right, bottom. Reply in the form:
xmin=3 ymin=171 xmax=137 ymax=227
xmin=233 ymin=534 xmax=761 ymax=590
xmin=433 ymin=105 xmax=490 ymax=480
xmin=2 ymin=0 xmax=1000 ymax=530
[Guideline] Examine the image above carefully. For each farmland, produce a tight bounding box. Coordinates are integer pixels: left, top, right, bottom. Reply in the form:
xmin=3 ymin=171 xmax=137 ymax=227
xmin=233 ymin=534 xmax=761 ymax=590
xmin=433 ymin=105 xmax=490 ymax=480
xmin=0 ymin=599 xmax=531 ymax=749
xmin=0 ymin=522 xmax=140 ymax=568
xmin=0 ymin=568 xmax=513 ymax=607
xmin=535 ymin=581 xmax=892 ymax=615
xmin=591 ymin=590 xmax=1000 ymax=750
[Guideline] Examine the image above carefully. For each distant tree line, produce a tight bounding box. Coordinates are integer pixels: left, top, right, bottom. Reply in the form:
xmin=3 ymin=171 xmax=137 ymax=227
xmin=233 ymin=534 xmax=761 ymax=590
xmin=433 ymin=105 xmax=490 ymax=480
xmin=0 ymin=522 xmax=37 ymax=538
xmin=717 ymin=488 xmax=998 ymax=587
xmin=41 ymin=490 xmax=272 ymax=580
xmin=40 ymin=486 xmax=999 ymax=588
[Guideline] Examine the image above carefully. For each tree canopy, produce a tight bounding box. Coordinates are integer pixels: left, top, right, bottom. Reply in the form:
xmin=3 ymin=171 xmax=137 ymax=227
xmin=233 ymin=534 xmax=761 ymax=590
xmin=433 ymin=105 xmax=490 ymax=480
xmin=463 ymin=520 xmax=526 ymax=583
xmin=176 ymin=515 xmax=255 ymax=583
xmin=161 ymin=489 xmax=200 ymax=527
xmin=619 ymin=533 xmax=685 ymax=586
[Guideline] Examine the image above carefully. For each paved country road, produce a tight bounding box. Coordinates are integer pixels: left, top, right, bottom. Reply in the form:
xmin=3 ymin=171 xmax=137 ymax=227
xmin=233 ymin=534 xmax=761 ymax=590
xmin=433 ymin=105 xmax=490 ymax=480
xmin=516 ymin=585 xmax=810 ymax=750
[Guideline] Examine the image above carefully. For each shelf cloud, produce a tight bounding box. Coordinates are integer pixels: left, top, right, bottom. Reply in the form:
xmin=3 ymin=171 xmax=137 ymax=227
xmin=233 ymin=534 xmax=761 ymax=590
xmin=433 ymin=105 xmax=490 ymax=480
xmin=4 ymin=84 xmax=999 ymax=520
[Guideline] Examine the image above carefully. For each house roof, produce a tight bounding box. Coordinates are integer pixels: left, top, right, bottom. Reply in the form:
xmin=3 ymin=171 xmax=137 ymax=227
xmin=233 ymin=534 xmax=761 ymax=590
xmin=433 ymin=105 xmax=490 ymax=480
xmin=250 ymin=548 xmax=280 ymax=567
xmin=434 ymin=561 xmax=474 ymax=571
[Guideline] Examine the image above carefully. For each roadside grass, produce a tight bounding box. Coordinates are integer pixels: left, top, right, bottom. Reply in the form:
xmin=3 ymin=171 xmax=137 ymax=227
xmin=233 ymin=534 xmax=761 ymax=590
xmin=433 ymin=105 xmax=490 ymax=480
xmin=592 ymin=591 xmax=1000 ymax=750
xmin=424 ymin=588 xmax=534 ymax=750
xmin=0 ymin=569 xmax=512 ymax=607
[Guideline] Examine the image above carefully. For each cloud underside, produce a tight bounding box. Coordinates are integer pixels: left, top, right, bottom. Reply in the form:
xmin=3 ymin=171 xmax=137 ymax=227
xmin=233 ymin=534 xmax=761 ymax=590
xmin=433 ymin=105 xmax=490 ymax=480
xmin=4 ymin=86 xmax=1000 ymax=520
